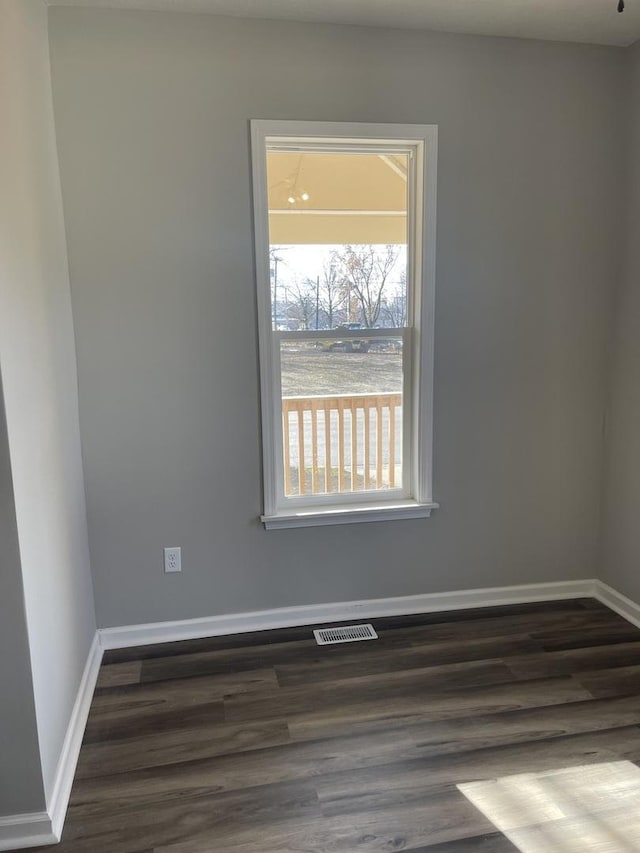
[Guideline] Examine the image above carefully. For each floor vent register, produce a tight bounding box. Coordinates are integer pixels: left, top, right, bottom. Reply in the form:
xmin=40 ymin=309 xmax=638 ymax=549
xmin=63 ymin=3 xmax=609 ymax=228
xmin=314 ymin=623 xmax=378 ymax=645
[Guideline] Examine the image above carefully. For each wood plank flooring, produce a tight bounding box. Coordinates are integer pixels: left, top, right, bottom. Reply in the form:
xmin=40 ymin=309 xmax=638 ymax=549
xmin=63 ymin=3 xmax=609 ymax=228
xmin=23 ymin=599 xmax=640 ymax=852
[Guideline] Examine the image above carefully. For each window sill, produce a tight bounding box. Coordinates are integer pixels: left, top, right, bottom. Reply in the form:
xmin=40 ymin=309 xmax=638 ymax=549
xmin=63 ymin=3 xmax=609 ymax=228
xmin=261 ymin=500 xmax=439 ymax=530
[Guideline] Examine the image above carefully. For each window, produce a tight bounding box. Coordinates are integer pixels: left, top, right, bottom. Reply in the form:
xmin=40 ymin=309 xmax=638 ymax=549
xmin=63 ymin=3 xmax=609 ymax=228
xmin=251 ymin=121 xmax=438 ymax=528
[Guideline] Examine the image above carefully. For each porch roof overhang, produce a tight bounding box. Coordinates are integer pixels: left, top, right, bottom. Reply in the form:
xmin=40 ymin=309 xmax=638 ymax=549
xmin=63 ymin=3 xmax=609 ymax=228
xmin=267 ymin=151 xmax=407 ymax=245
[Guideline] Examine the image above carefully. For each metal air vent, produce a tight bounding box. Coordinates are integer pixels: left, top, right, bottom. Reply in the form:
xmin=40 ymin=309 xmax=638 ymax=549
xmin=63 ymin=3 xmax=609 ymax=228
xmin=314 ymin=623 xmax=378 ymax=645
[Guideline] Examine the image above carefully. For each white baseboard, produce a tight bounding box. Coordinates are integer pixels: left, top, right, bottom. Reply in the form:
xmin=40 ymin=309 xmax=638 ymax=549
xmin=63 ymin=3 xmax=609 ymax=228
xmin=0 ymin=633 xmax=102 ymax=850
xmin=5 ymin=576 xmax=636 ymax=852
xmin=0 ymin=811 xmax=56 ymax=851
xmin=99 ymin=578 xmax=597 ymax=649
xmin=3 ymin=578 xmax=611 ymax=849
xmin=594 ymin=580 xmax=640 ymax=630
xmin=47 ymin=631 xmax=103 ymax=842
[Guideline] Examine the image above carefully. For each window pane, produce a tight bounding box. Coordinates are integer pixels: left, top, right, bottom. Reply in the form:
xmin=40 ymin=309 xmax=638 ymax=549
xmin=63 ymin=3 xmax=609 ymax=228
xmin=266 ymin=151 xmax=408 ymax=330
xmin=280 ymin=338 xmax=403 ymax=497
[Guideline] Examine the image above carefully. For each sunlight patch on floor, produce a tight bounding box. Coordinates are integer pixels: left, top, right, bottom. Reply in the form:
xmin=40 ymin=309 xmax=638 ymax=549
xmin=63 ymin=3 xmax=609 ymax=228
xmin=458 ymin=761 xmax=640 ymax=851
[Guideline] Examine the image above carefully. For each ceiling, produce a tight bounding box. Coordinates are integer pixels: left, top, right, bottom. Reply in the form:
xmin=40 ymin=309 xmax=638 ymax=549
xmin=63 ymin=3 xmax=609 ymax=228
xmin=267 ymin=151 xmax=408 ymax=244
xmin=46 ymin=0 xmax=640 ymax=47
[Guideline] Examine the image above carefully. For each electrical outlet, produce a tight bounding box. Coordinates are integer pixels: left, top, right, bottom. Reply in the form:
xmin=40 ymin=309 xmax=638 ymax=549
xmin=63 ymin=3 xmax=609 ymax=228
xmin=164 ymin=546 xmax=182 ymax=573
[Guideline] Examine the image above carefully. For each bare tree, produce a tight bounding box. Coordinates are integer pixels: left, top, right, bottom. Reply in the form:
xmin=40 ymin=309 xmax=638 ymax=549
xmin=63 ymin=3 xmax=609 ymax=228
xmin=332 ymin=245 xmax=400 ymax=328
xmin=318 ymin=258 xmax=347 ymax=329
xmin=287 ymin=277 xmax=316 ymax=330
xmin=380 ymin=271 xmax=407 ymax=328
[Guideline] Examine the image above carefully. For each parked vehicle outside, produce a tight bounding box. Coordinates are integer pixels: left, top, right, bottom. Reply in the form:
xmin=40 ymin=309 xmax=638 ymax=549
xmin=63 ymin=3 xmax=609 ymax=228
xmin=319 ymin=324 xmax=400 ymax=353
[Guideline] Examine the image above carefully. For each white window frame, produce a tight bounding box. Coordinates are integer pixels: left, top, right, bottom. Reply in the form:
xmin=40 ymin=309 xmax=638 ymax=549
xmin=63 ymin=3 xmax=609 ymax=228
xmin=251 ymin=120 xmax=438 ymax=529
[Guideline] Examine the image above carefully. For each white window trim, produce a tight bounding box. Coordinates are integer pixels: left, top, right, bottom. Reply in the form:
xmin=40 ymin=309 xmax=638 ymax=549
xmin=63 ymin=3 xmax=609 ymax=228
xmin=251 ymin=120 xmax=439 ymax=529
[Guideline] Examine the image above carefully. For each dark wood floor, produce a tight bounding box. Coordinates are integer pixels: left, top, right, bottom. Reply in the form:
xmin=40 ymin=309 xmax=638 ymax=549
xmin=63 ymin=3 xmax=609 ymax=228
xmin=26 ymin=598 xmax=640 ymax=852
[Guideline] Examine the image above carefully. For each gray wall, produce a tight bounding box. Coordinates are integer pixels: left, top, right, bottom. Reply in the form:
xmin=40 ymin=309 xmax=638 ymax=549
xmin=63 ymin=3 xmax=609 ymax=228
xmin=602 ymin=42 xmax=640 ymax=600
xmin=49 ymin=8 xmax=625 ymax=628
xmin=0 ymin=379 xmax=44 ymax=815
xmin=0 ymin=0 xmax=96 ymax=809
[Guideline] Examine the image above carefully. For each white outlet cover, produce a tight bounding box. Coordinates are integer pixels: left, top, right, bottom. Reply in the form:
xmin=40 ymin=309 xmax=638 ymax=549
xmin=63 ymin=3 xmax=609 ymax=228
xmin=164 ymin=546 xmax=182 ymax=573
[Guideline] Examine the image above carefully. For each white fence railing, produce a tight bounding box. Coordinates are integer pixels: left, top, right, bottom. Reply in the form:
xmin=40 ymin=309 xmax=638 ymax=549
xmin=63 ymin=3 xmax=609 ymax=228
xmin=282 ymin=392 xmax=402 ymax=496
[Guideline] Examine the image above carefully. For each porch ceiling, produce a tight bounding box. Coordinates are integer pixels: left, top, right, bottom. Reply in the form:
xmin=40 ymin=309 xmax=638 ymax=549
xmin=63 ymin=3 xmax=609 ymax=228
xmin=267 ymin=151 xmax=407 ymax=245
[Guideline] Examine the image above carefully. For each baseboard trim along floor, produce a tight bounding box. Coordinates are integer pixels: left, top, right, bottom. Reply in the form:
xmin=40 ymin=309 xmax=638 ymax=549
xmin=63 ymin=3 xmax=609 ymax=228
xmin=10 ymin=574 xmax=640 ymax=849
xmin=48 ymin=633 xmax=103 ymax=841
xmin=99 ymin=578 xmax=598 ymax=649
xmin=0 ymin=812 xmax=57 ymax=852
xmin=594 ymin=580 xmax=640 ymax=630
xmin=41 ymin=590 xmax=640 ymax=852
xmin=0 ymin=633 xmax=103 ymax=852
